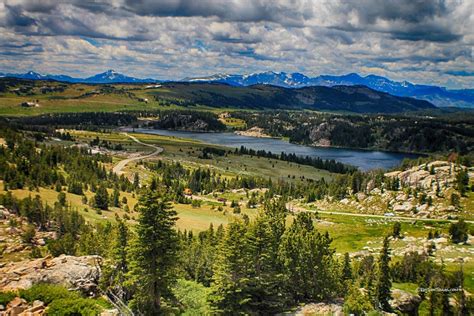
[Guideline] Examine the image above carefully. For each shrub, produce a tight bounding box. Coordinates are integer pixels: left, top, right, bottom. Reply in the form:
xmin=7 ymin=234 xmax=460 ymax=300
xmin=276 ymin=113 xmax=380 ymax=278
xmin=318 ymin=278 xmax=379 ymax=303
xmin=47 ymin=298 xmax=102 ymax=316
xmin=343 ymin=283 xmax=373 ymax=315
xmin=449 ymin=219 xmax=469 ymax=244
xmin=0 ymin=291 xmax=16 ymax=305
xmin=173 ymin=279 xmax=211 ymax=315
xmin=20 ymin=284 xmax=79 ymax=304
xmin=392 ymin=222 xmax=401 ymax=238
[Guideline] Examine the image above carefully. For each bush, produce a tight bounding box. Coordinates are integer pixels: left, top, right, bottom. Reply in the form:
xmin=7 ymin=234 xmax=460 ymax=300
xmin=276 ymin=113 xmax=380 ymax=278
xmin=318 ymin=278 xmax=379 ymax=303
xmin=47 ymin=233 xmax=76 ymax=257
xmin=0 ymin=291 xmax=16 ymax=305
xmin=449 ymin=219 xmax=469 ymax=244
xmin=343 ymin=283 xmax=373 ymax=315
xmin=20 ymin=284 xmax=79 ymax=304
xmin=392 ymin=222 xmax=401 ymax=238
xmin=173 ymin=279 xmax=211 ymax=315
xmin=47 ymin=298 xmax=102 ymax=316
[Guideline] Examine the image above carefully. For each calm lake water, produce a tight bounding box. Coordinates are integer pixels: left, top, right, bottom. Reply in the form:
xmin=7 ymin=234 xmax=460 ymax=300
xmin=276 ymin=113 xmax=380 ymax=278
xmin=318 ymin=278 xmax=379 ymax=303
xmin=131 ymin=128 xmax=420 ymax=171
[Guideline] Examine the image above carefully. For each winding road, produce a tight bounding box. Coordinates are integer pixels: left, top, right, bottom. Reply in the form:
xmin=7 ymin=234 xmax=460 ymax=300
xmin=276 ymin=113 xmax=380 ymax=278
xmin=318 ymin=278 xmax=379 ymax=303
xmin=112 ymin=133 xmax=163 ymax=175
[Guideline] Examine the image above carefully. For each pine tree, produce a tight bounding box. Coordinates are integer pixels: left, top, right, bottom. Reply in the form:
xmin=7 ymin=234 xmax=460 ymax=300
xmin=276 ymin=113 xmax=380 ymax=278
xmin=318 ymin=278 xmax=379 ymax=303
xmin=375 ymin=236 xmax=392 ymax=311
xmin=94 ymin=184 xmax=109 ymax=210
xmin=342 ymin=252 xmax=352 ymax=282
xmin=112 ymin=188 xmax=120 ymax=207
xmin=209 ymin=220 xmax=251 ymax=314
xmin=127 ymin=190 xmax=179 ymax=314
xmin=104 ymin=217 xmax=130 ymax=300
xmin=133 ymin=172 xmax=140 ymax=189
xmin=278 ymin=212 xmax=338 ymax=303
xmin=244 ymin=203 xmax=287 ymax=313
xmin=392 ymin=222 xmax=401 ymax=238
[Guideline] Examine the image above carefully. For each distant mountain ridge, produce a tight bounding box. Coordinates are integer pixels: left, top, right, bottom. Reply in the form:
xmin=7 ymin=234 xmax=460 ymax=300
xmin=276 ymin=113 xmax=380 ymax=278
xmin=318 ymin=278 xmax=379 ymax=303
xmin=186 ymin=71 xmax=474 ymax=108
xmin=1 ymin=70 xmax=472 ymax=108
xmin=0 ymin=70 xmax=158 ymax=84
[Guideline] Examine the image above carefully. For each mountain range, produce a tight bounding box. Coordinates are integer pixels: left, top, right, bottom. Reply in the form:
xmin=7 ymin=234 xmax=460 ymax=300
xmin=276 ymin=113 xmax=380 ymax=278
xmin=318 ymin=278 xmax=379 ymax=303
xmin=0 ymin=70 xmax=156 ymax=84
xmin=1 ymin=70 xmax=472 ymax=108
xmin=186 ymin=72 xmax=474 ymax=108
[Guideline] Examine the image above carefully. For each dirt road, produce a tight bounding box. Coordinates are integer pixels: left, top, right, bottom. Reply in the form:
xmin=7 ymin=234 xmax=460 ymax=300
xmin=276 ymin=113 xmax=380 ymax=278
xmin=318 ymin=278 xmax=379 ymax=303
xmin=112 ymin=133 xmax=163 ymax=175
xmin=287 ymin=203 xmax=474 ymax=224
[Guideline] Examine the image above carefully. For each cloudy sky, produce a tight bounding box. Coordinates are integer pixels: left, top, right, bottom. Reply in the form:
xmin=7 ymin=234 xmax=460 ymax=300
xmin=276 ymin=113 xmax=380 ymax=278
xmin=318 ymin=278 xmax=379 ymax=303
xmin=0 ymin=0 xmax=473 ymax=88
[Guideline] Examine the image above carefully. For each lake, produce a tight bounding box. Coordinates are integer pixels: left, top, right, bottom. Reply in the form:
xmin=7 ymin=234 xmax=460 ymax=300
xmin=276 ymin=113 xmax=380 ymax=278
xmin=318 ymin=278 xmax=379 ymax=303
xmin=130 ymin=128 xmax=421 ymax=171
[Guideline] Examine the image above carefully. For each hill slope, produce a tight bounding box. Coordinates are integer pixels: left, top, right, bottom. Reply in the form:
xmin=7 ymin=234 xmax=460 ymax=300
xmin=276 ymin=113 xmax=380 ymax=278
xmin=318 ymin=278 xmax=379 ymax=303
xmin=154 ymin=82 xmax=435 ymax=113
xmin=185 ymin=72 xmax=474 ymax=108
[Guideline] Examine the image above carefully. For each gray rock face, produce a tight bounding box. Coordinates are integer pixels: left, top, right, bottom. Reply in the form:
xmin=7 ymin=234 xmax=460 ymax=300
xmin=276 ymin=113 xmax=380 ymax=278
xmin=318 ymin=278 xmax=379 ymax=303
xmin=308 ymin=122 xmax=333 ymax=147
xmin=0 ymin=255 xmax=102 ymax=295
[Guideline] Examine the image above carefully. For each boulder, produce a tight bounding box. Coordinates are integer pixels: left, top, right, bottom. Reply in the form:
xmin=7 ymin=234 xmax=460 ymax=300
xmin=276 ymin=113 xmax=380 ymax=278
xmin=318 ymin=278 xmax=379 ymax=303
xmin=393 ymin=202 xmax=412 ymax=212
xmin=100 ymin=309 xmax=120 ymax=316
xmin=295 ymin=302 xmax=344 ymax=316
xmin=389 ymin=289 xmax=421 ymax=314
xmin=0 ymin=255 xmax=102 ymax=296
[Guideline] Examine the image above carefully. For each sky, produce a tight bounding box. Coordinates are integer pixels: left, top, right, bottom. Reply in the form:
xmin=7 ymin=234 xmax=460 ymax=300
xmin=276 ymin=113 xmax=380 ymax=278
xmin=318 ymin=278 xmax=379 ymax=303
xmin=0 ymin=0 xmax=473 ymax=88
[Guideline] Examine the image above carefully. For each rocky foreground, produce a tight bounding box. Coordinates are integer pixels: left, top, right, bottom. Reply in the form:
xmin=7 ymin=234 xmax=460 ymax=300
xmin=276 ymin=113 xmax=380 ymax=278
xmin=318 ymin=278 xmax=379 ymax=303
xmin=0 ymin=255 xmax=119 ymax=316
xmin=0 ymin=255 xmax=101 ymax=294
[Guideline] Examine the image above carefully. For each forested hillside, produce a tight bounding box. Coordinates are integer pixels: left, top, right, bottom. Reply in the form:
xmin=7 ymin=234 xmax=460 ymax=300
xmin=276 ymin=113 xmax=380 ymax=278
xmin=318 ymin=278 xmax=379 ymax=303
xmin=233 ymin=111 xmax=474 ymax=154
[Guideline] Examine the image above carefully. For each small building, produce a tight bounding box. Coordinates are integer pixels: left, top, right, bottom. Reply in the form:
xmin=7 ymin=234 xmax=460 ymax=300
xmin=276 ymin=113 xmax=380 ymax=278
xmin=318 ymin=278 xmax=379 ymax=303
xmin=20 ymin=101 xmax=39 ymax=107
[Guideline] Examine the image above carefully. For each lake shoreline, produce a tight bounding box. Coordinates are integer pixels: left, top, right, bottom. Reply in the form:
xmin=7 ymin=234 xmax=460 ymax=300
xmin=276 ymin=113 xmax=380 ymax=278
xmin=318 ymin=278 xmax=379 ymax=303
xmin=127 ymin=126 xmax=427 ymax=157
xmin=123 ymin=127 xmax=422 ymax=171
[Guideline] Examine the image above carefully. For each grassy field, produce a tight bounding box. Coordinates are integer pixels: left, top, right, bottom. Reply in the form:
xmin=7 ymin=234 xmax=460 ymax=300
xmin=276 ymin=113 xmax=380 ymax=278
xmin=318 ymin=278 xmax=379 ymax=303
xmin=69 ymin=130 xmax=335 ymax=183
xmin=0 ymin=81 xmax=238 ymax=116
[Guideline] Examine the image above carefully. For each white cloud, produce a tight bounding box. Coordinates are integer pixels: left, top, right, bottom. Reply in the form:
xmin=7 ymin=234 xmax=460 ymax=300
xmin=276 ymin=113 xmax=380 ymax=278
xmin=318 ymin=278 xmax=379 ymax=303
xmin=0 ymin=0 xmax=472 ymax=88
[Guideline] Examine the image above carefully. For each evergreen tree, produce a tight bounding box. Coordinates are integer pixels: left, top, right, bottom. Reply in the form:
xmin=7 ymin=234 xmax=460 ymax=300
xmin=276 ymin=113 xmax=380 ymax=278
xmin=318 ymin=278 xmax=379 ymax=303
xmin=57 ymin=192 xmax=67 ymax=207
xmin=112 ymin=188 xmax=120 ymax=207
xmin=244 ymin=203 xmax=287 ymax=313
xmin=375 ymin=236 xmax=392 ymax=311
xmin=209 ymin=220 xmax=251 ymax=314
xmin=278 ymin=212 xmax=338 ymax=303
xmin=133 ymin=173 xmax=140 ymax=189
xmin=392 ymin=222 xmax=402 ymax=238
xmin=342 ymin=252 xmax=352 ymax=282
xmin=449 ymin=219 xmax=468 ymax=244
xmin=94 ymin=184 xmax=109 ymax=210
xmin=103 ymin=217 xmax=130 ymax=301
xmin=127 ymin=190 xmax=179 ymax=314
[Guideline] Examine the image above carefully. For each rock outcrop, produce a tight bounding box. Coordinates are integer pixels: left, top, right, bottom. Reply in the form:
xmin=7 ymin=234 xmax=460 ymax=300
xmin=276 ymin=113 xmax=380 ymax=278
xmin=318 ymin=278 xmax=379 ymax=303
xmin=295 ymin=302 xmax=344 ymax=316
xmin=308 ymin=122 xmax=333 ymax=147
xmin=1 ymin=297 xmax=46 ymax=316
xmin=0 ymin=255 xmax=102 ymax=296
xmin=385 ymin=161 xmax=466 ymax=192
xmin=389 ymin=289 xmax=422 ymax=314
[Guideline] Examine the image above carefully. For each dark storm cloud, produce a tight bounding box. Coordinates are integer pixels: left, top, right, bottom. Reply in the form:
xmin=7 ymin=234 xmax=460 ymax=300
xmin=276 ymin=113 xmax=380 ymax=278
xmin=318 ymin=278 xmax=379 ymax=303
xmin=332 ymin=0 xmax=461 ymax=42
xmin=122 ymin=0 xmax=313 ymax=26
xmin=2 ymin=0 xmax=465 ymax=43
xmin=342 ymin=0 xmax=448 ymax=24
xmin=1 ymin=2 xmax=155 ymax=41
xmin=1 ymin=4 xmax=36 ymax=27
